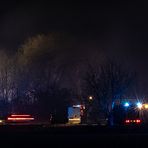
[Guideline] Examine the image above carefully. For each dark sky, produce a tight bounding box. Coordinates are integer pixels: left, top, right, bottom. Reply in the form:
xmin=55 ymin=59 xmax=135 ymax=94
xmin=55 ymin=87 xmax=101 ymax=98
xmin=0 ymin=1 xmax=148 ymax=88
xmin=0 ymin=1 xmax=147 ymax=50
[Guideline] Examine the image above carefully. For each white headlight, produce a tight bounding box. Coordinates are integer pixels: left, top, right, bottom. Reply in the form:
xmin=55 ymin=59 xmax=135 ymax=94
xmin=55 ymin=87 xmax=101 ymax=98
xmin=137 ymin=102 xmax=142 ymax=109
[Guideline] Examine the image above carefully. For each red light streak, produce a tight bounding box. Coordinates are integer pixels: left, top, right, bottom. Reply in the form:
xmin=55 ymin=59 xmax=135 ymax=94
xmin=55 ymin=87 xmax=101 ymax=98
xmin=11 ymin=115 xmax=31 ymax=117
xmin=7 ymin=117 xmax=34 ymax=121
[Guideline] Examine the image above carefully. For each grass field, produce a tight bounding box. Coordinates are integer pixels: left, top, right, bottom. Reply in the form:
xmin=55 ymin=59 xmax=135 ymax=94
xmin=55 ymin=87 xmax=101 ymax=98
xmin=0 ymin=124 xmax=148 ymax=147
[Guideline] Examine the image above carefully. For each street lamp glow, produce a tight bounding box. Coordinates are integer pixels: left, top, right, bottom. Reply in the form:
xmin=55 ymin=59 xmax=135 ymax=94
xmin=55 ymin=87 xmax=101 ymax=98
xmin=89 ymin=96 xmax=93 ymax=100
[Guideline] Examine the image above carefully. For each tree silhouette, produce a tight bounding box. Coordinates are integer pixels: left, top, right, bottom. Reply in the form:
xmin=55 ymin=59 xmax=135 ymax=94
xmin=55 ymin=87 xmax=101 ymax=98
xmin=82 ymin=59 xmax=136 ymax=123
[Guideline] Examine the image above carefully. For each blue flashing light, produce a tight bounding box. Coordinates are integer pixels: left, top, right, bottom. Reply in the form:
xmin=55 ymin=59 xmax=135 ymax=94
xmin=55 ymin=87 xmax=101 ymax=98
xmin=124 ymin=102 xmax=129 ymax=107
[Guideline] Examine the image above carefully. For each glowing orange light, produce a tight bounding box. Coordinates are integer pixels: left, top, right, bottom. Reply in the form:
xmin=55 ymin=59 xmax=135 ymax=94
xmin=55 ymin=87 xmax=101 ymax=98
xmin=0 ymin=120 xmax=3 ymax=123
xmin=69 ymin=118 xmax=80 ymax=121
xmin=144 ymin=104 xmax=148 ymax=109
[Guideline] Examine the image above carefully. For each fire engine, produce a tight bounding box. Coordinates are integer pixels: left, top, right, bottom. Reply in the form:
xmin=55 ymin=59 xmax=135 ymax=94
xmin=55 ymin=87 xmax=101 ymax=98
xmin=108 ymin=99 xmax=144 ymax=126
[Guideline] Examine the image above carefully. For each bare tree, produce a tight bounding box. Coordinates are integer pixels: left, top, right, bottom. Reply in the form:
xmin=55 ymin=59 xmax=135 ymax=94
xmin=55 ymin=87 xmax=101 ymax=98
xmin=17 ymin=34 xmax=65 ymax=100
xmin=14 ymin=33 xmax=71 ymax=121
xmin=0 ymin=51 xmax=17 ymax=101
xmin=82 ymin=59 xmax=136 ymax=122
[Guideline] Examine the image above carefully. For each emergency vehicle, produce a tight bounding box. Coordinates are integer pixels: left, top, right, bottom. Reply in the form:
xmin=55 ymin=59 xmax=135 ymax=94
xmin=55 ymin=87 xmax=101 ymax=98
xmin=68 ymin=105 xmax=85 ymax=124
xmin=108 ymin=99 xmax=143 ymax=126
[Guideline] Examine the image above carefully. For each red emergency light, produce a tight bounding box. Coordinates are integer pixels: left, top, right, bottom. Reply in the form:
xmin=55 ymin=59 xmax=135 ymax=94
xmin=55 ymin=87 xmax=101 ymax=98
xmin=125 ymin=119 xmax=141 ymax=124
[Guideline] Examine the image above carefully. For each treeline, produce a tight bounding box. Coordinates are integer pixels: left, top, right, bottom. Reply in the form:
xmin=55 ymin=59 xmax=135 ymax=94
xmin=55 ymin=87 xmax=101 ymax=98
xmin=0 ymin=33 xmax=137 ymax=123
xmin=0 ymin=34 xmax=72 ymax=121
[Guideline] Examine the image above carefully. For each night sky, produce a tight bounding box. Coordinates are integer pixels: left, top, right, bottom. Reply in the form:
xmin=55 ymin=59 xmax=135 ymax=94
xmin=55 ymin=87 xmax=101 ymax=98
xmin=0 ymin=1 xmax=148 ymax=90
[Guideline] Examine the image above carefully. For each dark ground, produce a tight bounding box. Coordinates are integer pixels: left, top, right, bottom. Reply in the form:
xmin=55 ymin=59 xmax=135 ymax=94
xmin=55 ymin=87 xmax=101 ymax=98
xmin=0 ymin=124 xmax=148 ymax=148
